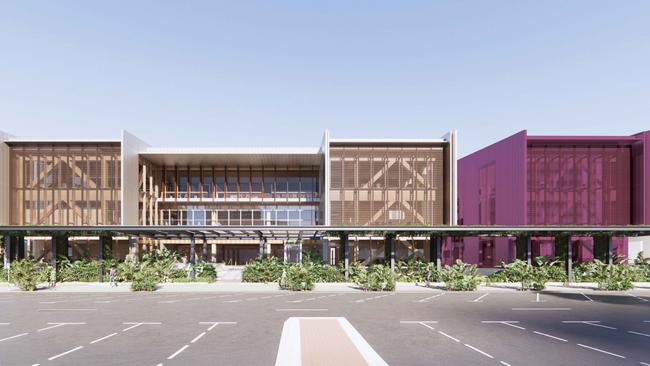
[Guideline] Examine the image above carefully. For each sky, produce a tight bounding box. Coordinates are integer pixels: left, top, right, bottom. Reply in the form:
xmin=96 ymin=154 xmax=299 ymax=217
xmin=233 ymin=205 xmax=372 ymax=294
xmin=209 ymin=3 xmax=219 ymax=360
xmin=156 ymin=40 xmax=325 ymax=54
xmin=0 ymin=1 xmax=649 ymax=157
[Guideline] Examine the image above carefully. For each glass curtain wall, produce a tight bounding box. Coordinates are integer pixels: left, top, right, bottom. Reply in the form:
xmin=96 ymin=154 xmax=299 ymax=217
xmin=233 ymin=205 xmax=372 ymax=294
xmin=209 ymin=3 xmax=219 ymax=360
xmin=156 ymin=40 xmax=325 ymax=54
xmin=145 ymin=165 xmax=320 ymax=226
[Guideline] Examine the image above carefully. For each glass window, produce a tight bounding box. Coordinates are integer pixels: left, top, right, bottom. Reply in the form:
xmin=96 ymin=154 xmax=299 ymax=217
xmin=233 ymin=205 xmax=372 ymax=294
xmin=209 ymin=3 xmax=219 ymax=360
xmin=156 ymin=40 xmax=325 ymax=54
xmin=275 ymin=177 xmax=287 ymax=193
xmin=251 ymin=174 xmax=262 ymax=193
xmin=288 ymin=177 xmax=300 ymax=192
xmin=202 ymin=175 xmax=211 ymax=195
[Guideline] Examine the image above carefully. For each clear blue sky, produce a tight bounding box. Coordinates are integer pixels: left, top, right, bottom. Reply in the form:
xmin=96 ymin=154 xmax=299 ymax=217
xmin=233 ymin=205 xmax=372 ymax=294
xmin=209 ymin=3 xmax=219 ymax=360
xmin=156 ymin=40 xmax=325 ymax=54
xmin=1 ymin=1 xmax=649 ymax=157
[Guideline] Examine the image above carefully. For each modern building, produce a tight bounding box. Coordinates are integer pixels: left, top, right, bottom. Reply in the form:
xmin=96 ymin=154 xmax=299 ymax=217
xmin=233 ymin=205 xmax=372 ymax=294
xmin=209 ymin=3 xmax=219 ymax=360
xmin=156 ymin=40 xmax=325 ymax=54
xmin=0 ymin=129 xmax=458 ymax=267
xmin=457 ymin=130 xmax=650 ymax=267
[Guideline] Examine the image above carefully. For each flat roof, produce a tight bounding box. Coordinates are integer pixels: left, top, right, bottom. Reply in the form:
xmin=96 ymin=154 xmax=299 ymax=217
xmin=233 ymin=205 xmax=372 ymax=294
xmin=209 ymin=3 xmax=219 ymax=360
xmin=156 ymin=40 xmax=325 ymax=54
xmin=2 ymin=225 xmax=650 ymax=239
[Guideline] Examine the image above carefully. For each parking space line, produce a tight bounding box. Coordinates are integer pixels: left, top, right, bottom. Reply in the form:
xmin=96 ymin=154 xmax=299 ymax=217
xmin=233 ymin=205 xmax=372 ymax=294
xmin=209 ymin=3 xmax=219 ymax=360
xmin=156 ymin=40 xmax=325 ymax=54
xmin=562 ymin=321 xmax=616 ymax=330
xmin=464 ymin=343 xmax=494 ymax=359
xmin=37 ymin=308 xmax=96 ymax=312
xmin=122 ymin=322 xmax=162 ymax=332
xmin=577 ymin=344 xmax=626 ymax=359
xmin=471 ymin=293 xmax=489 ymax=302
xmin=627 ymin=293 xmax=649 ymax=302
xmin=500 ymin=361 xmax=512 ymax=366
xmin=415 ymin=292 xmax=445 ymax=303
xmin=437 ymin=331 xmax=460 ymax=342
xmin=37 ymin=322 xmax=85 ymax=332
xmin=90 ymin=332 xmax=118 ymax=344
xmin=481 ymin=321 xmax=525 ymax=330
xmin=628 ymin=330 xmax=650 ymax=338
xmin=190 ymin=332 xmax=206 ymax=343
xmin=531 ymin=293 xmax=545 ymax=303
xmin=354 ymin=293 xmax=393 ymax=303
xmin=167 ymin=344 xmax=189 ymax=360
xmin=640 ymin=362 xmax=650 ymax=366
xmin=533 ymin=331 xmax=567 ymax=342
xmin=48 ymin=346 xmax=83 ymax=361
xmin=0 ymin=333 xmax=28 ymax=343
xmin=580 ymin=293 xmax=594 ymax=302
xmin=199 ymin=321 xmax=237 ymax=331
xmin=275 ymin=308 xmax=328 ymax=312
xmin=512 ymin=308 xmax=571 ymax=311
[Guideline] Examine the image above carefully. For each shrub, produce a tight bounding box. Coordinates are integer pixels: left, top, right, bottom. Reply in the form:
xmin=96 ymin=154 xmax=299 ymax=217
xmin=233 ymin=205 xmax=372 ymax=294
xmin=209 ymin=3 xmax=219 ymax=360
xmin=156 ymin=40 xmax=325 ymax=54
xmin=355 ymin=264 xmax=396 ymax=291
xmin=186 ymin=262 xmax=217 ymax=283
xmin=347 ymin=261 xmax=366 ymax=283
xmin=576 ymin=260 xmax=636 ymax=290
xmin=10 ymin=259 xmax=40 ymax=291
xmin=242 ymin=257 xmax=285 ymax=283
xmin=440 ymin=260 xmax=482 ymax=291
xmin=308 ymin=263 xmax=345 ymax=282
xmin=116 ymin=260 xmax=137 ymax=282
xmin=131 ymin=266 xmax=158 ymax=291
xmin=57 ymin=258 xmax=100 ymax=282
xmin=396 ymin=259 xmax=431 ymax=282
xmin=279 ymin=265 xmax=314 ymax=291
xmin=141 ymin=248 xmax=181 ymax=283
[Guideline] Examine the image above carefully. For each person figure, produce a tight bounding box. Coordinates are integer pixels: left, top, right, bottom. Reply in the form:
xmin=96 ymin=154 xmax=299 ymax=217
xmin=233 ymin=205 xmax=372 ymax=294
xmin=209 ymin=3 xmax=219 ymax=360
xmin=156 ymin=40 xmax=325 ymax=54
xmin=49 ymin=269 xmax=57 ymax=288
xmin=109 ymin=266 xmax=117 ymax=288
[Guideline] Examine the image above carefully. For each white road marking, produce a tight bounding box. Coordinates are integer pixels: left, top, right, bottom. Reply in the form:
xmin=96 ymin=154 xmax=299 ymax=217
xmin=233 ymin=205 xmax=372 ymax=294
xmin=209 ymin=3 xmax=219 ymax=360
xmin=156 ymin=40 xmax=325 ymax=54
xmin=481 ymin=321 xmax=525 ymax=330
xmin=464 ymin=344 xmax=494 ymax=359
xmin=533 ymin=331 xmax=567 ymax=342
xmin=122 ymin=322 xmax=162 ymax=332
xmin=94 ymin=301 xmax=112 ymax=304
xmin=159 ymin=300 xmax=181 ymax=304
xmin=0 ymin=333 xmax=28 ymax=342
xmin=0 ymin=323 xmax=9 ymax=325
xmin=354 ymin=293 xmax=392 ymax=303
xmin=628 ymin=330 xmax=650 ymax=338
xmin=626 ymin=293 xmax=649 ymax=302
xmin=437 ymin=331 xmax=460 ymax=342
xmin=415 ymin=292 xmax=445 ymax=303
xmin=471 ymin=293 xmax=489 ymax=302
xmin=167 ymin=345 xmax=189 ymax=360
xmin=199 ymin=321 xmax=237 ymax=331
xmin=37 ymin=308 xmax=96 ymax=312
xmin=580 ymin=293 xmax=594 ymax=302
xmin=37 ymin=322 xmax=85 ymax=332
xmin=48 ymin=346 xmax=83 ymax=361
xmin=190 ymin=332 xmax=206 ymax=343
xmin=90 ymin=332 xmax=118 ymax=344
xmin=275 ymin=308 xmax=328 ymax=312
xmin=224 ymin=299 xmax=242 ymax=303
xmin=512 ymin=308 xmax=571 ymax=311
xmin=531 ymin=293 xmax=545 ymax=303
xmin=276 ymin=317 xmax=388 ymax=366
xmin=640 ymin=362 xmax=650 ymax=366
xmin=400 ymin=321 xmax=438 ymax=324
xmin=577 ymin=344 xmax=626 ymax=359
xmin=500 ymin=361 xmax=512 ymax=366
xmin=562 ymin=321 xmax=616 ymax=330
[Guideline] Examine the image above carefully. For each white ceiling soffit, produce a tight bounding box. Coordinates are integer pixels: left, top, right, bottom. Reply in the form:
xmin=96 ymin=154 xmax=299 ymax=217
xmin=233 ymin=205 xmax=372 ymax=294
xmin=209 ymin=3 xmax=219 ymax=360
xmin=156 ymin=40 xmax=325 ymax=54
xmin=140 ymin=147 xmax=322 ymax=166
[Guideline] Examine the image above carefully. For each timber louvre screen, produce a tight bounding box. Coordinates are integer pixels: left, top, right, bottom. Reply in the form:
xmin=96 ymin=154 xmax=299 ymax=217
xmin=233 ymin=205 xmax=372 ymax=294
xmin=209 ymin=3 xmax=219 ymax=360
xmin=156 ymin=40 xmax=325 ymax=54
xmin=9 ymin=143 xmax=121 ymax=225
xmin=329 ymin=144 xmax=444 ymax=226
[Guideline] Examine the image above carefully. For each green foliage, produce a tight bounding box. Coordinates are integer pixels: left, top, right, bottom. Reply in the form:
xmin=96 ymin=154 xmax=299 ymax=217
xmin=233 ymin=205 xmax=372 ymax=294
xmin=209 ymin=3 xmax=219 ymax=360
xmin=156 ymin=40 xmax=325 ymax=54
xmin=307 ymin=262 xmax=345 ymax=282
xmin=9 ymin=259 xmax=43 ymax=291
xmin=575 ymin=259 xmax=635 ymax=290
xmin=131 ymin=266 xmax=158 ymax=291
xmin=116 ymin=260 xmax=137 ymax=282
xmin=440 ymin=260 xmax=482 ymax=291
xmin=280 ymin=265 xmax=315 ymax=291
xmin=354 ymin=264 xmax=396 ymax=291
xmin=488 ymin=257 xmax=565 ymax=290
xmin=186 ymin=262 xmax=217 ymax=282
xmin=57 ymin=258 xmax=100 ymax=282
xmin=141 ymin=248 xmax=181 ymax=283
xmin=242 ymin=257 xmax=285 ymax=283
xmin=395 ymin=259 xmax=437 ymax=282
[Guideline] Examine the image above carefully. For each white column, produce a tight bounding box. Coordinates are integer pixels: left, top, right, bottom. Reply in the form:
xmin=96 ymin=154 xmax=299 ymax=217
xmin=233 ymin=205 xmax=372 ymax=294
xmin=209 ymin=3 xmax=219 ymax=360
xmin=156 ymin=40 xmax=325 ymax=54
xmin=322 ymin=238 xmax=329 ymax=263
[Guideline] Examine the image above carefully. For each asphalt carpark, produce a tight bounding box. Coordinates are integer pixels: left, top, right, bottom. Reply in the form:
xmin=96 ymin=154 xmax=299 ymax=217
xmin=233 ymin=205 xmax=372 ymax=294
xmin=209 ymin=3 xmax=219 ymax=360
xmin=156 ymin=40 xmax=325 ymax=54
xmin=0 ymin=290 xmax=649 ymax=366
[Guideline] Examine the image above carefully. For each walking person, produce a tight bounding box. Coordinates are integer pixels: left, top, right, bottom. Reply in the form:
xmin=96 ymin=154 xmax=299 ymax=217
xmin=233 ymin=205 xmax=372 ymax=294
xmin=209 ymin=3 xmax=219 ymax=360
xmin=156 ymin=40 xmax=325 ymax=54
xmin=109 ymin=266 xmax=117 ymax=287
xmin=49 ymin=269 xmax=57 ymax=289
